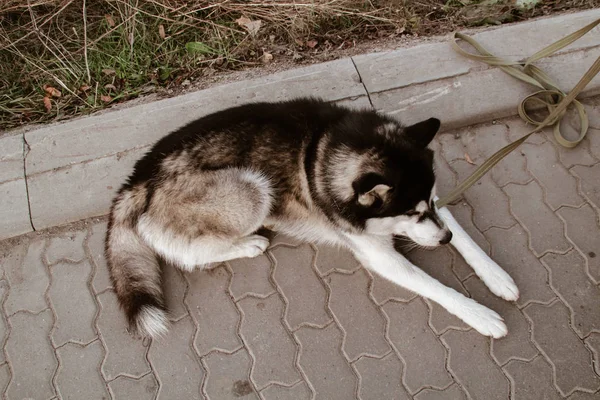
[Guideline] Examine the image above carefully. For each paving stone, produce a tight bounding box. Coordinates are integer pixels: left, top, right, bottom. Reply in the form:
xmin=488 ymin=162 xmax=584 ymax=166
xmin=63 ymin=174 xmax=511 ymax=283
xmin=503 ymin=180 xmax=572 ymax=256
xmin=268 ymin=233 xmax=304 ymax=248
xmin=0 ymin=134 xmax=24 ymax=183
xmin=557 ymin=204 xmax=600 ymax=283
xmin=55 ymin=340 xmax=109 ymax=400
xmin=294 ymin=323 xmax=357 ymax=399
xmin=326 ymin=269 xmax=390 ymax=361
xmin=571 ymin=164 xmax=600 ymax=210
xmin=384 ymin=299 xmax=453 ymax=393
xmin=237 ymin=294 xmax=300 ymax=389
xmin=553 ymin=112 xmax=599 ymax=167
xmin=436 ymin=133 xmax=466 ymax=164
xmin=0 ymin=281 xmax=8 ymax=363
xmin=45 ymin=230 xmax=87 ymax=264
xmin=485 ymin=225 xmax=556 ymax=307
xmin=335 ymin=95 xmax=372 ymax=110
xmin=97 ymin=291 xmax=150 ymax=379
xmin=441 ymin=329 xmax=510 ymax=400
xmin=505 ymin=116 xmax=547 ymax=145
xmin=519 ymin=141 xmax=585 ymax=209
xmin=523 ymin=301 xmax=600 ymax=395
xmin=271 ymin=245 xmax=330 ymax=330
xmin=28 ymin=146 xmax=147 ymax=230
xmin=568 ymin=391 xmax=600 ymax=400
xmin=451 ymin=160 xmax=515 ymax=231
xmin=185 ymin=265 xmax=242 ymax=355
xmin=463 ymin=277 xmax=537 ymax=366
xmin=589 ymin=128 xmax=600 ymax=160
xmin=109 ymin=373 xmax=159 ymax=400
xmin=414 ymin=384 xmax=467 ymax=400
xmin=407 ymin=247 xmax=470 ymax=334
xmin=0 ymin=363 xmax=9 ymax=397
xmin=162 ymin=262 xmax=188 ymax=320
xmin=229 ymin=254 xmax=275 ymax=301
xmin=460 ymin=123 xmax=531 ymax=187
xmin=369 ymin=267 xmax=417 ymax=305
xmin=314 ymin=245 xmax=361 ymax=275
xmin=148 ymin=316 xmax=205 ymax=400
xmin=431 ymin=140 xmax=458 ymax=199
xmin=203 ymin=348 xmax=258 ymax=400
xmin=49 ymin=260 xmax=97 ymax=346
xmin=541 ymin=250 xmax=600 ymax=338
xmin=261 ymin=381 xmax=312 ymax=400
xmin=5 ymin=309 xmax=56 ymax=399
xmin=0 ymin=178 xmax=32 ymax=240
xmin=584 ymin=333 xmax=600 ymax=376
xmin=4 ymin=238 xmax=49 ymax=314
xmin=503 ymin=356 xmax=562 ymax=400
xmin=354 ymin=352 xmax=410 ymax=400
xmin=88 ymin=221 xmax=113 ymax=293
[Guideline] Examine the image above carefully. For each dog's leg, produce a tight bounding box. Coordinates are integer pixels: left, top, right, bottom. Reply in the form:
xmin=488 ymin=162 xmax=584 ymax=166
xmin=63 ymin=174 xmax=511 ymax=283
xmin=344 ymin=233 xmax=508 ymax=338
xmin=435 ymin=201 xmax=519 ymax=302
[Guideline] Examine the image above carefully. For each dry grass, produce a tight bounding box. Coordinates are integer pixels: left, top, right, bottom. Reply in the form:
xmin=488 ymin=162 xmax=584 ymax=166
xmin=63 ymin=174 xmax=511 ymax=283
xmin=1 ymin=0 xmax=598 ymax=130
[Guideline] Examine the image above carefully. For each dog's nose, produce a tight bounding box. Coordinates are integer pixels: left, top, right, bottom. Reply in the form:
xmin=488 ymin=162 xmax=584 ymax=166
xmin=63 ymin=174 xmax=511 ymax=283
xmin=439 ymin=231 xmax=453 ymax=245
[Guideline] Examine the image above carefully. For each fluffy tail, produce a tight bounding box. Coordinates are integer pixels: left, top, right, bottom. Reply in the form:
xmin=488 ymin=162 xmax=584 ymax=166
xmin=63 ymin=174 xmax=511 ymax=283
xmin=105 ymin=188 xmax=169 ymax=339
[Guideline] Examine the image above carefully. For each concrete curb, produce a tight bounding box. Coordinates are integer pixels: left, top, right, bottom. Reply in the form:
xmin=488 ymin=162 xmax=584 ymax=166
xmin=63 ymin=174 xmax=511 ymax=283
xmin=1 ymin=9 xmax=599 ymax=240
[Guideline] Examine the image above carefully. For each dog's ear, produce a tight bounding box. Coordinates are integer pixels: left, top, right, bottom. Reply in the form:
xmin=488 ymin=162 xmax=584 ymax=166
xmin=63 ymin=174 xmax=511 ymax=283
xmin=354 ymin=173 xmax=393 ymax=207
xmin=404 ymin=118 xmax=441 ymax=148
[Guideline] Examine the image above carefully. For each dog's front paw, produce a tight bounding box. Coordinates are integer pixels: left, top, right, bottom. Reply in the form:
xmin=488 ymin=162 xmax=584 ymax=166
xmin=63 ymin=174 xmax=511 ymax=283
xmin=479 ymin=263 xmax=520 ymax=302
xmin=452 ymin=297 xmax=508 ymax=339
xmin=236 ymin=234 xmax=270 ymax=258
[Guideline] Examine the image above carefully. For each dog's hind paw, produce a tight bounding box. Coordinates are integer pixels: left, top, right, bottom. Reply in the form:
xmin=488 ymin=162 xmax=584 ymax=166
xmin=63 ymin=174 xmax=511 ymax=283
xmin=452 ymin=297 xmax=508 ymax=339
xmin=236 ymin=234 xmax=270 ymax=258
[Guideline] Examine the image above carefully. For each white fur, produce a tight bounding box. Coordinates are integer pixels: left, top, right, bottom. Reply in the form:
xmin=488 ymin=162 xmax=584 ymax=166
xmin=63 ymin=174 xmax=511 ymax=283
xmin=137 ymin=306 xmax=169 ymax=338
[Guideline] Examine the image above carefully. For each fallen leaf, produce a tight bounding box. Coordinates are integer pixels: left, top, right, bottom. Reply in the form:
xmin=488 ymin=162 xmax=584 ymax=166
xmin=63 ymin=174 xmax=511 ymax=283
xmin=158 ymin=24 xmax=165 ymax=40
xmin=306 ymin=39 xmax=318 ymax=48
xmin=104 ymin=83 xmax=117 ymax=91
xmin=43 ymin=96 xmax=52 ymax=112
xmin=105 ymin=14 xmax=115 ymax=28
xmin=79 ymin=85 xmax=91 ymax=92
xmin=100 ymin=95 xmax=112 ymax=103
xmin=43 ymin=85 xmax=62 ymax=98
xmin=262 ymin=51 xmax=273 ymax=63
xmin=464 ymin=152 xmax=476 ymax=165
xmin=235 ymin=16 xmax=262 ymax=36
xmin=102 ymin=68 xmax=116 ymax=76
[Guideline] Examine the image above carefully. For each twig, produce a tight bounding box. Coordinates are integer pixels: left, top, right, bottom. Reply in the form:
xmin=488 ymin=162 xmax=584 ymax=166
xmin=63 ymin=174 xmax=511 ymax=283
xmin=82 ymin=0 xmax=91 ymax=83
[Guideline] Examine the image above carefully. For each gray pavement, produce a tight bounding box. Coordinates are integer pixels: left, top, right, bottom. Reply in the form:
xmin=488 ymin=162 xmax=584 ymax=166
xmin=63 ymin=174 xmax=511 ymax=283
xmin=0 ymin=9 xmax=600 ymax=400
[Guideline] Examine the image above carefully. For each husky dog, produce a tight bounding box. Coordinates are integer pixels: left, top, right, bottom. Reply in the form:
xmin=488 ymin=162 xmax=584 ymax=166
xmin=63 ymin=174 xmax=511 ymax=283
xmin=106 ymin=98 xmax=519 ymax=339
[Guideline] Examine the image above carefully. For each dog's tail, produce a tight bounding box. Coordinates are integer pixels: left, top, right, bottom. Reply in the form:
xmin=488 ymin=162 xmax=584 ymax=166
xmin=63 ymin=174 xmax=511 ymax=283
xmin=105 ymin=187 xmax=169 ymax=339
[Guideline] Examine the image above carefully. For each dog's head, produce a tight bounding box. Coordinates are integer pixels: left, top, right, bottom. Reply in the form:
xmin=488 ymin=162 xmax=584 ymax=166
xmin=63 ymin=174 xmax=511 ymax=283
xmin=337 ymin=117 xmax=452 ymax=247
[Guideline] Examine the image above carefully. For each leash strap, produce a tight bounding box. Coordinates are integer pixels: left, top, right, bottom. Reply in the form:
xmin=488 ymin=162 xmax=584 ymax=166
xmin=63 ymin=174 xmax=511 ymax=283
xmin=436 ymin=18 xmax=600 ymax=208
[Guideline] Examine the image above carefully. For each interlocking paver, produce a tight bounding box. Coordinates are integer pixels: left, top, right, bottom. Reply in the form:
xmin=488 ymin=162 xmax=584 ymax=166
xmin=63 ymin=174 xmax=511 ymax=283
xmin=567 ymin=391 xmax=600 ymax=400
xmin=45 ymin=230 xmax=87 ymax=264
xmin=354 ymin=352 xmax=410 ymax=400
xmin=5 ymin=309 xmax=56 ymax=399
xmin=87 ymin=221 xmax=113 ymax=293
xmin=295 ymin=323 xmax=357 ymax=399
xmin=558 ymin=204 xmax=600 ymax=283
xmin=162 ymin=262 xmax=188 ymax=320
xmin=585 ymin=333 xmax=600 ymax=376
xmin=463 ymin=277 xmax=537 ymax=366
xmin=0 ymin=281 xmax=8 ymax=363
xmin=186 ymin=265 xmax=243 ymax=355
xmin=588 ymin=128 xmax=600 ymax=160
xmin=504 ymin=180 xmax=572 ymax=256
xmin=431 ymin=140 xmax=458 ymax=199
xmin=268 ymin=233 xmax=304 ymax=248
xmin=485 ymin=225 xmax=556 ymax=306
xmin=441 ymin=329 xmax=510 ymax=400
xmin=503 ymin=356 xmax=562 ymax=400
xmin=383 ymin=299 xmax=453 ymax=393
xmin=203 ymin=348 xmax=258 ymax=400
xmin=148 ymin=316 xmax=205 ymax=400
xmin=49 ymin=260 xmax=97 ymax=346
xmin=541 ymin=250 xmax=600 ymax=338
xmin=55 ymin=340 xmax=109 ymax=400
xmin=369 ymin=268 xmax=417 ymax=305
xmin=314 ymin=245 xmax=361 ymax=275
xmin=229 ymin=254 xmax=275 ymax=301
xmin=4 ymin=238 xmax=49 ymax=314
xmin=551 ymin=111 xmax=599 ymax=168
xmin=237 ymin=294 xmax=300 ymax=389
xmin=450 ymin=160 xmax=515 ymax=231
xmin=414 ymin=384 xmax=467 ymax=400
xmin=523 ymin=301 xmax=600 ymax=395
xmin=261 ymin=381 xmax=312 ymax=400
xmin=326 ymin=269 xmax=390 ymax=361
xmin=0 ymin=363 xmax=9 ymax=397
xmin=271 ymin=245 xmax=330 ymax=330
xmin=109 ymin=373 xmax=159 ymax=400
xmin=520 ymin=141 xmax=585 ymax=209
xmin=505 ymin=117 xmax=547 ymax=145
xmin=97 ymin=290 xmax=150 ymax=380
xmin=571 ymin=164 xmax=600 ymax=210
